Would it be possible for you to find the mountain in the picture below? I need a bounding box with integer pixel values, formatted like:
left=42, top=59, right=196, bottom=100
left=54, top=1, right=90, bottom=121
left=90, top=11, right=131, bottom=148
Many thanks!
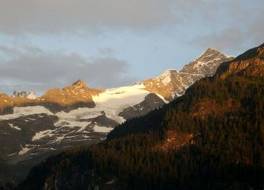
left=180, top=48, right=231, bottom=75
left=39, top=80, right=102, bottom=112
left=17, top=43, right=264, bottom=190
left=143, top=48, right=232, bottom=100
left=0, top=80, right=102, bottom=115
left=0, top=48, right=229, bottom=185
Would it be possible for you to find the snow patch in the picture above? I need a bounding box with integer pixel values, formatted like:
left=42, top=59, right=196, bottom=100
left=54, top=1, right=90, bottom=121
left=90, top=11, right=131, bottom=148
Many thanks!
left=54, top=120, right=91, bottom=129
left=0, top=106, right=53, bottom=121
left=27, top=92, right=37, bottom=100
left=18, top=145, right=31, bottom=155
left=14, top=106, right=53, bottom=116
left=8, top=123, right=21, bottom=131
left=32, top=130, right=54, bottom=141
left=93, top=125, right=113, bottom=133
left=56, top=108, right=102, bottom=120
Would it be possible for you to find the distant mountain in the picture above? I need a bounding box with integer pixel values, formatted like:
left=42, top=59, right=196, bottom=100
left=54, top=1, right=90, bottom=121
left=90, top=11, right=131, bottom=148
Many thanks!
left=0, top=48, right=230, bottom=185
left=181, top=48, right=231, bottom=75
left=12, top=91, right=37, bottom=100
left=17, top=43, right=264, bottom=190
left=40, top=80, right=102, bottom=112
left=143, top=48, right=232, bottom=100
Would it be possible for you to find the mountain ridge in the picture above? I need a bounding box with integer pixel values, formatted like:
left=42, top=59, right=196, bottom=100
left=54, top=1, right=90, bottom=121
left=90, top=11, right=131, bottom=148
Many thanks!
left=216, top=44, right=264, bottom=79
left=0, top=48, right=230, bottom=114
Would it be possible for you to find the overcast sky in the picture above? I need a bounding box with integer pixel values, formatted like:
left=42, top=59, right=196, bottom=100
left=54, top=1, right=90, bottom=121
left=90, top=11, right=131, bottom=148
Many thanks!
left=0, top=0, right=263, bottom=94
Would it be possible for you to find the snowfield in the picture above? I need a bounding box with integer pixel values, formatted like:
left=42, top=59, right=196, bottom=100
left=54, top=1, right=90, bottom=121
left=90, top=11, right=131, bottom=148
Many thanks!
left=0, top=106, right=53, bottom=121
left=0, top=84, right=156, bottom=156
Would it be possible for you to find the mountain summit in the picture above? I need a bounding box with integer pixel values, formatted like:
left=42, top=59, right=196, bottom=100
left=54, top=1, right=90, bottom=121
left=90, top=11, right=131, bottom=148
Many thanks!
left=71, top=80, right=88, bottom=89
left=180, top=48, right=232, bottom=76
left=41, top=80, right=102, bottom=112
left=143, top=48, right=231, bottom=100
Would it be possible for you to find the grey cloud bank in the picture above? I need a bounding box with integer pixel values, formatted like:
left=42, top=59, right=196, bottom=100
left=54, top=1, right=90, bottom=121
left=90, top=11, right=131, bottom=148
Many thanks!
left=0, top=47, right=134, bottom=93
left=0, top=0, right=176, bottom=34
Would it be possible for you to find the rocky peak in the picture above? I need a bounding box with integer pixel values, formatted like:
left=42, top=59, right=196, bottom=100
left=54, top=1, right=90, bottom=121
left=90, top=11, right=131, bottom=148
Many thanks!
left=203, top=48, right=223, bottom=56
left=71, top=80, right=88, bottom=89
left=180, top=48, right=232, bottom=76
left=143, top=48, right=232, bottom=101
left=161, top=69, right=178, bottom=76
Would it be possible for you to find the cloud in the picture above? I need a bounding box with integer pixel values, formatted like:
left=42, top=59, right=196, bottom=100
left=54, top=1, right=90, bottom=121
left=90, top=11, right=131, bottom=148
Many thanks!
left=0, top=46, right=135, bottom=93
left=0, top=0, right=226, bottom=34
left=192, top=1, right=264, bottom=51
left=0, top=0, right=177, bottom=34
left=0, top=0, right=262, bottom=49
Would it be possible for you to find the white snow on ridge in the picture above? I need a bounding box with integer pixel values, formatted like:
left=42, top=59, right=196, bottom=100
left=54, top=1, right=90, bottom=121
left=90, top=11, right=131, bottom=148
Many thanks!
left=8, top=123, right=21, bottom=131
left=0, top=84, right=154, bottom=125
left=0, top=106, right=53, bottom=121
left=93, top=84, right=148, bottom=107
left=92, top=84, right=150, bottom=123
left=32, top=130, right=54, bottom=141
left=54, top=85, right=150, bottom=127
left=93, top=125, right=113, bottom=133
left=18, top=145, right=31, bottom=156
left=155, top=93, right=169, bottom=104
left=27, top=92, right=37, bottom=100
left=56, top=108, right=102, bottom=121
left=54, top=120, right=91, bottom=129
left=14, top=106, right=53, bottom=116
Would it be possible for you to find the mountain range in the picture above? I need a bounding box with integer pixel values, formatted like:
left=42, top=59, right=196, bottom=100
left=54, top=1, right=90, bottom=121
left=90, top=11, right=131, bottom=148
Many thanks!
left=0, top=48, right=231, bottom=185
left=15, top=43, right=264, bottom=190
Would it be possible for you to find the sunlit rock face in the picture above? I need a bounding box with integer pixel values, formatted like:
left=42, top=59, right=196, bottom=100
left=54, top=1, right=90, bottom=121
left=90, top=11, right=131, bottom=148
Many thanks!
left=143, top=48, right=231, bottom=101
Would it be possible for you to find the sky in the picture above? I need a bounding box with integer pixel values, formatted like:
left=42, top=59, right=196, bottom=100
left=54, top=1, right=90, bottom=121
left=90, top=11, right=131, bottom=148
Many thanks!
left=0, top=0, right=263, bottom=94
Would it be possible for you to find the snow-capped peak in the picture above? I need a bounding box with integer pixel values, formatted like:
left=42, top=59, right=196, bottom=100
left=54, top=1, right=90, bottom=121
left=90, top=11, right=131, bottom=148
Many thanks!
left=12, top=91, right=37, bottom=100
left=180, top=48, right=231, bottom=76
left=27, top=91, right=37, bottom=100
